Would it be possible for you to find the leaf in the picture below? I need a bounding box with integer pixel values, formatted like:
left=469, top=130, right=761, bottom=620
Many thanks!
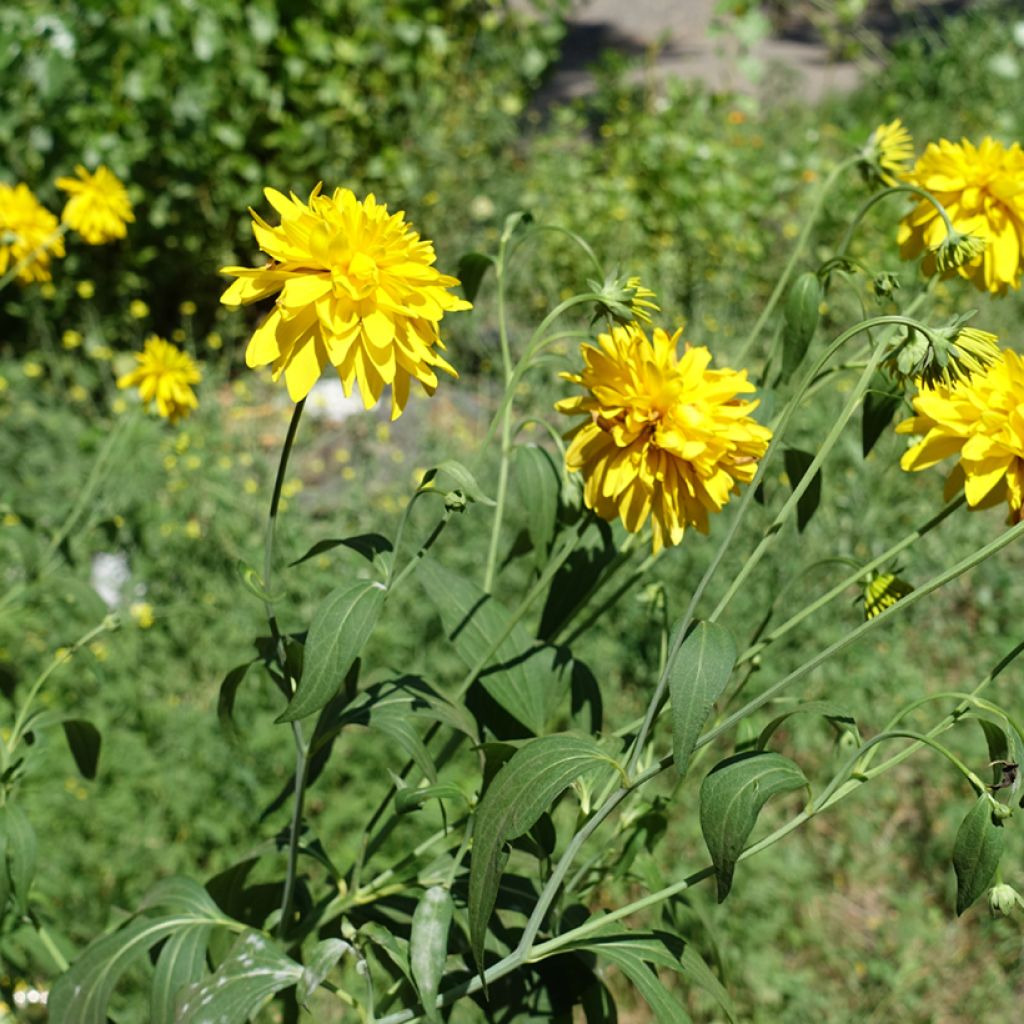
left=278, top=580, right=386, bottom=722
left=3, top=805, right=35, bottom=915
left=152, top=925, right=212, bottom=1024
left=61, top=719, right=101, bottom=779
left=289, top=533, right=392, bottom=568
left=410, top=886, right=454, bottom=1021
left=140, top=877, right=227, bottom=919
left=419, top=562, right=564, bottom=734
left=421, top=459, right=495, bottom=506
left=456, top=251, right=494, bottom=304
left=469, top=735, right=615, bottom=971
left=297, top=938, right=351, bottom=1005
left=669, top=621, right=736, bottom=778
left=699, top=752, right=808, bottom=902
left=756, top=700, right=857, bottom=750
left=953, top=796, right=1004, bottom=916
left=513, top=444, right=560, bottom=565
left=395, top=783, right=469, bottom=815
left=217, top=661, right=256, bottom=736
left=783, top=448, right=822, bottom=532
left=862, top=372, right=904, bottom=457
left=174, top=930, right=302, bottom=1023
left=585, top=935, right=692, bottom=1024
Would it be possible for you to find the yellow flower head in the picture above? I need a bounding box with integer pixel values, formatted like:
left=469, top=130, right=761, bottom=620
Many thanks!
left=220, top=185, right=472, bottom=418
left=55, top=165, right=135, bottom=245
left=556, top=323, right=772, bottom=552
left=0, top=183, right=65, bottom=283
left=898, top=137, right=1024, bottom=294
left=863, top=571, right=913, bottom=620
left=117, top=335, right=201, bottom=424
left=897, top=346, right=1024, bottom=521
left=864, top=119, right=914, bottom=186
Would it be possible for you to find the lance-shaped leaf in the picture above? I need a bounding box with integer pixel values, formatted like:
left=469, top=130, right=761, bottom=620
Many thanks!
left=699, top=752, right=808, bottom=902
left=410, top=886, right=454, bottom=1021
left=3, top=805, right=35, bottom=915
left=278, top=579, right=386, bottom=722
left=297, top=938, right=351, bottom=1006
left=862, top=371, right=904, bottom=457
left=953, top=795, right=1004, bottom=916
left=669, top=621, right=736, bottom=777
left=756, top=700, right=857, bottom=750
left=783, top=448, right=822, bottom=533
left=289, top=532, right=393, bottom=568
left=175, top=930, right=303, bottom=1023
left=421, top=459, right=495, bottom=505
left=469, top=735, right=616, bottom=971
left=457, top=252, right=494, bottom=304
left=514, top=444, right=560, bottom=564
left=151, top=925, right=212, bottom=1024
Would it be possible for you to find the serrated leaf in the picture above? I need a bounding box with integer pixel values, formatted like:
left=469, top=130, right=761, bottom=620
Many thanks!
left=456, top=251, right=493, bottom=304
left=289, top=533, right=392, bottom=568
left=783, top=448, right=822, bottom=532
left=953, top=796, right=1004, bottom=916
left=278, top=580, right=386, bottom=722
left=469, top=735, right=615, bottom=971
left=756, top=700, right=857, bottom=750
left=174, top=930, right=302, bottom=1023
left=297, top=938, right=350, bottom=1005
left=699, top=752, right=807, bottom=902
left=513, top=444, right=560, bottom=565
left=152, top=925, right=212, bottom=1024
left=61, top=719, right=101, bottom=779
left=669, top=621, right=736, bottom=778
left=862, top=372, right=903, bottom=457
left=421, top=459, right=495, bottom=506
left=419, top=562, right=565, bottom=734
left=410, top=886, right=453, bottom=1021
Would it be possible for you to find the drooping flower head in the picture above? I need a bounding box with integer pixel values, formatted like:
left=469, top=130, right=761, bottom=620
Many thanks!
left=0, top=183, right=65, bottom=284
left=862, top=119, right=914, bottom=186
left=897, top=346, right=1024, bottom=521
left=898, top=137, right=1024, bottom=294
left=884, top=321, right=1001, bottom=390
left=556, top=323, right=772, bottom=552
left=220, top=185, right=472, bottom=418
left=55, top=165, right=135, bottom=245
left=589, top=272, right=661, bottom=326
left=117, top=335, right=201, bottom=424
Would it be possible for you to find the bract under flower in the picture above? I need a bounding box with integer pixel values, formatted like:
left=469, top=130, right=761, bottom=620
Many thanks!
left=556, top=323, right=771, bottom=552
left=898, top=137, right=1024, bottom=294
left=220, top=185, right=471, bottom=418
left=897, top=346, right=1024, bottom=520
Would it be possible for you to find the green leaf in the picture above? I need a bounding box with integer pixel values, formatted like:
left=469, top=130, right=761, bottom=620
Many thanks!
left=61, top=719, right=101, bottom=779
left=410, top=886, right=454, bottom=1021
left=585, top=935, right=692, bottom=1024
left=469, top=735, right=615, bottom=971
left=783, top=448, right=822, bottom=533
left=456, top=251, right=494, bottom=304
left=278, top=580, right=386, bottom=722
left=421, top=459, right=495, bottom=506
left=953, top=796, right=1004, bottom=916
left=3, top=805, right=35, bottom=915
left=151, top=925, right=212, bottom=1024
left=669, top=621, right=736, bottom=778
left=756, top=700, right=857, bottom=750
left=289, top=533, right=393, bottom=568
left=513, top=444, right=560, bottom=564
left=297, top=938, right=350, bottom=1006
left=395, top=783, right=469, bottom=815
left=175, top=930, right=302, bottom=1022
left=419, top=562, right=565, bottom=734
left=139, top=877, right=227, bottom=919
left=862, top=372, right=904, bottom=457
left=217, top=661, right=256, bottom=736
left=699, top=752, right=807, bottom=902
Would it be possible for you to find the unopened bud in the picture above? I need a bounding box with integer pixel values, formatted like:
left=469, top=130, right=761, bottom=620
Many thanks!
left=988, top=883, right=1022, bottom=917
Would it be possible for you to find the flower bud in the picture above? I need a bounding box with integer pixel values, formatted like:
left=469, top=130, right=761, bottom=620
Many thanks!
left=588, top=272, right=660, bottom=326
left=989, top=883, right=1021, bottom=917
left=931, top=230, right=986, bottom=273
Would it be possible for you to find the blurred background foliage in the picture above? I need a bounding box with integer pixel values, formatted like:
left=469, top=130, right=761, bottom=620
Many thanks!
left=3, top=1, right=1024, bottom=1020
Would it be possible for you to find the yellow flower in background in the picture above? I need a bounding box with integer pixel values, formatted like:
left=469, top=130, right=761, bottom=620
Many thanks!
left=898, top=137, right=1024, bottom=294
left=864, top=119, right=914, bottom=186
left=897, top=347, right=1024, bottom=521
left=55, top=165, right=135, bottom=245
left=62, top=329, right=83, bottom=350
left=77, top=279, right=95, bottom=299
left=556, top=323, right=772, bottom=552
left=220, top=185, right=471, bottom=417
left=0, top=183, right=65, bottom=283
left=117, top=335, right=201, bottom=424
left=129, top=299, right=149, bottom=319
left=179, top=300, right=197, bottom=316
left=129, top=602, right=155, bottom=629
left=863, top=571, right=914, bottom=620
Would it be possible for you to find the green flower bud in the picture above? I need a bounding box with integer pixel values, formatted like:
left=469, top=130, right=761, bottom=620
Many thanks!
left=988, top=883, right=1022, bottom=917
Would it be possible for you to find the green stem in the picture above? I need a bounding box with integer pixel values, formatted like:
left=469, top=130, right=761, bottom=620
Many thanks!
left=836, top=183, right=959, bottom=259
left=734, top=156, right=858, bottom=365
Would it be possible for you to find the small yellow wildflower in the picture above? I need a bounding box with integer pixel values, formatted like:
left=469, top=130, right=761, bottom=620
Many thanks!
left=0, top=374, right=8, bottom=393
left=40, top=282, right=56, bottom=299
left=77, top=280, right=95, bottom=299
left=243, top=477, right=259, bottom=495
left=0, top=183, right=64, bottom=283
left=179, top=300, right=197, bottom=316
left=557, top=323, right=772, bottom=552
left=90, top=345, right=114, bottom=361
left=62, top=329, right=83, bottom=349
left=69, top=384, right=88, bottom=402
left=56, top=165, right=134, bottom=245
left=117, top=335, right=201, bottom=423
left=172, top=328, right=186, bottom=343
left=23, top=361, right=43, bottom=379
left=185, top=519, right=202, bottom=539
left=220, top=185, right=471, bottom=416
left=130, top=602, right=155, bottom=629
left=129, top=299, right=149, bottom=319
left=863, top=119, right=914, bottom=186
left=207, top=332, right=223, bottom=350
